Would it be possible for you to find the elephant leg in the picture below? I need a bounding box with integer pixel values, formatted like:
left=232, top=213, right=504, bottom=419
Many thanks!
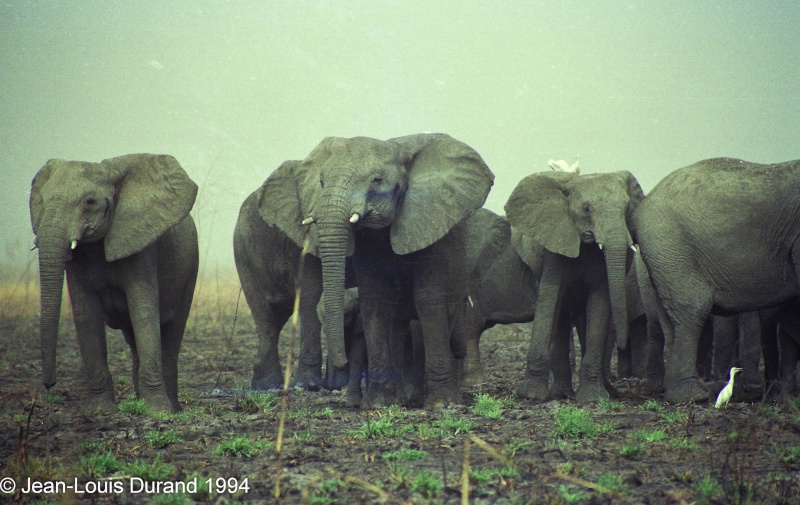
left=67, top=272, right=115, bottom=411
left=121, top=326, right=139, bottom=397
left=549, top=308, right=575, bottom=399
left=644, top=293, right=669, bottom=394
left=416, top=297, right=459, bottom=410
left=519, top=257, right=566, bottom=402
left=292, top=268, right=324, bottom=391
left=576, top=286, right=611, bottom=404
left=404, top=320, right=426, bottom=408
left=250, top=300, right=292, bottom=390
left=603, top=323, right=618, bottom=397
left=760, top=313, right=781, bottom=399
left=779, top=328, right=799, bottom=400
left=711, top=316, right=737, bottom=381
left=663, top=296, right=712, bottom=404
left=737, top=312, right=762, bottom=388
left=628, top=316, right=648, bottom=378
left=345, top=332, right=367, bottom=408
left=160, top=321, right=185, bottom=412
left=617, top=327, right=633, bottom=379
left=459, top=305, right=485, bottom=388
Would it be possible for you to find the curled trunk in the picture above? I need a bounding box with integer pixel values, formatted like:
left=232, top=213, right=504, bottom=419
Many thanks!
left=37, top=231, right=68, bottom=388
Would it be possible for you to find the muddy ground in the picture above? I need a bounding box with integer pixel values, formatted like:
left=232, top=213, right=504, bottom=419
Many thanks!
left=1, top=311, right=800, bottom=504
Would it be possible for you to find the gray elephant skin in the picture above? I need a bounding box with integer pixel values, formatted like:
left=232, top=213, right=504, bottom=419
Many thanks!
left=505, top=171, right=644, bottom=403
left=233, top=172, right=356, bottom=391
left=254, top=133, right=494, bottom=409
left=635, top=157, right=800, bottom=403
left=30, top=154, right=199, bottom=413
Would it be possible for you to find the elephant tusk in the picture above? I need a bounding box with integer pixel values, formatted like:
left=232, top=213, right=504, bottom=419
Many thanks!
left=71, top=240, right=78, bottom=250
left=598, top=243, right=604, bottom=251
left=301, top=216, right=315, bottom=226
left=349, top=213, right=360, bottom=224
left=468, top=295, right=474, bottom=307
left=630, top=245, right=637, bottom=253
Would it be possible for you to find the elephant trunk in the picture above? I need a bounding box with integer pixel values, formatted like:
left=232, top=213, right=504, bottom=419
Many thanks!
left=36, top=227, right=69, bottom=389
left=317, top=195, right=353, bottom=369
left=601, top=230, right=630, bottom=352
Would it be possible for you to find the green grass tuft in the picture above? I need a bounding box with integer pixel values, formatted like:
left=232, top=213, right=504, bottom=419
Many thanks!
left=553, top=407, right=601, bottom=440
left=145, top=429, right=183, bottom=449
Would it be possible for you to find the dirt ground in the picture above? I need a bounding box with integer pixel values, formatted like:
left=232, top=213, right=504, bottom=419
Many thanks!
left=2, top=310, right=800, bottom=504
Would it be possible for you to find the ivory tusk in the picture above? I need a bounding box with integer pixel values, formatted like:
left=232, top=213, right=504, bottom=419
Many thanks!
left=301, top=216, right=315, bottom=226
left=71, top=240, right=78, bottom=250
left=468, top=295, right=474, bottom=307
left=630, top=245, right=637, bottom=253
left=598, top=243, right=604, bottom=250
left=349, top=213, right=360, bottom=224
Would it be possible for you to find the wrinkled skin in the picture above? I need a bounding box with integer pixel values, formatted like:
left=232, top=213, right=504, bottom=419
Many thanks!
left=759, top=301, right=800, bottom=400
left=30, top=154, right=198, bottom=413
left=233, top=180, right=356, bottom=391
left=506, top=171, right=643, bottom=404
left=256, top=134, right=494, bottom=409
left=614, top=251, right=648, bottom=380
left=635, top=158, right=800, bottom=403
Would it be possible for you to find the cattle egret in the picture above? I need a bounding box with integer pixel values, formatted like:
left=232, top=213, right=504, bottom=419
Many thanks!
left=714, top=367, right=742, bottom=409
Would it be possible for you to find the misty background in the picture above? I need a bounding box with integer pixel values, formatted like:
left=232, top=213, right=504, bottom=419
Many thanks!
left=2, top=1, right=799, bottom=281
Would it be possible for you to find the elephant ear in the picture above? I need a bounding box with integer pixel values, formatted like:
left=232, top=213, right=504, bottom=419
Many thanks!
left=505, top=172, right=581, bottom=258
left=257, top=160, right=310, bottom=249
left=388, top=133, right=494, bottom=255
left=102, top=154, right=198, bottom=262
left=616, top=170, right=645, bottom=240
left=510, top=227, right=545, bottom=277
left=30, top=158, right=62, bottom=237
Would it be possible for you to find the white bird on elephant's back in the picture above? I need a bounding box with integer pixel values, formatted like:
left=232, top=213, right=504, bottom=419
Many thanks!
left=715, top=367, right=742, bottom=409
left=548, top=155, right=580, bottom=174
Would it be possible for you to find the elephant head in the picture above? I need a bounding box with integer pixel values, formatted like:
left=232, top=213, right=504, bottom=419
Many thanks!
left=505, top=170, right=643, bottom=350
left=256, top=133, right=494, bottom=368
left=30, top=154, right=198, bottom=389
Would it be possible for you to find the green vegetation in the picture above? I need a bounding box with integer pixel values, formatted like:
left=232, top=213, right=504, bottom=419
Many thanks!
left=559, top=484, right=587, bottom=503
left=118, top=397, right=147, bottom=416
left=310, top=478, right=347, bottom=505
left=152, top=492, right=192, bottom=505
left=553, top=407, right=602, bottom=440
left=472, top=393, right=505, bottom=418
left=80, top=450, right=123, bottom=477
left=632, top=428, right=668, bottom=443
left=44, top=391, right=64, bottom=404
left=351, top=415, right=414, bottom=440
left=145, top=429, right=183, bottom=449
left=125, top=454, right=175, bottom=481
left=660, top=410, right=687, bottom=424
left=292, top=430, right=316, bottom=442
left=411, top=471, right=442, bottom=498
left=619, top=443, right=644, bottom=459
left=694, top=474, right=721, bottom=504
left=597, top=472, right=624, bottom=493
left=233, top=389, right=279, bottom=414
left=597, top=397, right=624, bottom=411
left=639, top=399, right=663, bottom=411
left=670, top=438, right=699, bottom=451
left=213, top=436, right=273, bottom=457
left=382, top=449, right=428, bottom=461
left=772, top=442, right=800, bottom=467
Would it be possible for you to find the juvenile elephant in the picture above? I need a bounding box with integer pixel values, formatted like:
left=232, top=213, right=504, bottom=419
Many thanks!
left=505, top=171, right=644, bottom=403
left=30, top=154, right=198, bottom=412
left=635, top=158, right=800, bottom=403
left=233, top=172, right=356, bottom=391
left=256, top=134, right=494, bottom=409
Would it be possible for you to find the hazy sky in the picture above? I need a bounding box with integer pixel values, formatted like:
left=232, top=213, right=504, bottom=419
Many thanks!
left=2, top=1, right=799, bottom=276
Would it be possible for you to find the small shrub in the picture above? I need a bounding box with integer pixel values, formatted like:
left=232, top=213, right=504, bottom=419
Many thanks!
left=553, top=407, right=600, bottom=440
left=145, top=429, right=182, bottom=449
left=619, top=443, right=644, bottom=459
left=432, top=413, right=473, bottom=435
left=597, top=472, right=623, bottom=493
left=351, top=416, right=413, bottom=440
left=472, top=393, right=504, bottom=418
left=80, top=451, right=123, bottom=477
left=559, top=484, right=587, bottom=503
left=633, top=429, right=668, bottom=443
left=597, top=397, right=624, bottom=411
left=233, top=389, right=279, bottom=414
left=639, top=400, right=663, bottom=411
left=125, top=454, right=175, bottom=481
left=694, top=474, right=721, bottom=505
left=45, top=391, right=64, bottom=404
left=382, top=449, right=428, bottom=461
left=411, top=471, right=442, bottom=498
left=213, top=436, right=272, bottom=457
left=118, top=397, right=147, bottom=416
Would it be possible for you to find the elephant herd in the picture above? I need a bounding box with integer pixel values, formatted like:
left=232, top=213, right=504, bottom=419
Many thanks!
left=29, top=134, right=800, bottom=413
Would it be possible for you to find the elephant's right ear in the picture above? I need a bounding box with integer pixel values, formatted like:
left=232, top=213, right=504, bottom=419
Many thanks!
left=505, top=172, right=581, bottom=258
left=257, top=160, right=312, bottom=250
left=30, top=159, right=61, bottom=236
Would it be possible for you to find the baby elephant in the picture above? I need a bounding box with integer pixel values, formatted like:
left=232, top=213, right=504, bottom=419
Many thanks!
left=318, top=288, right=367, bottom=407
left=30, top=154, right=199, bottom=413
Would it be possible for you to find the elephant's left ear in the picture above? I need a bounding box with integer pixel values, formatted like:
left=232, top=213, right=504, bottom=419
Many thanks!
left=102, top=154, right=198, bottom=262
left=615, top=171, right=644, bottom=237
left=30, top=159, right=62, bottom=236
left=388, top=133, right=494, bottom=255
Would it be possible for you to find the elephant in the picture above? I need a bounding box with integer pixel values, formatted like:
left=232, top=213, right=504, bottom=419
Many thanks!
left=634, top=157, right=800, bottom=403
left=457, top=208, right=539, bottom=386
left=255, top=133, right=494, bottom=409
left=233, top=172, right=356, bottom=391
left=30, top=154, right=198, bottom=413
left=505, top=170, right=644, bottom=403
left=758, top=300, right=800, bottom=400
left=614, top=251, right=648, bottom=380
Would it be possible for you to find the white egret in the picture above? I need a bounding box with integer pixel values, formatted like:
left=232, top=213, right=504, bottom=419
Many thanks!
left=714, top=367, right=742, bottom=409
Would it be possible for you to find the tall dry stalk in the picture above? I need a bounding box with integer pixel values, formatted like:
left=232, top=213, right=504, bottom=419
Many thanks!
left=274, top=237, right=310, bottom=502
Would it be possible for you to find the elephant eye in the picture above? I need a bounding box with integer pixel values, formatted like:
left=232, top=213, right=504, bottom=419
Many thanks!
left=582, top=203, right=591, bottom=214
left=371, top=175, right=383, bottom=186
left=85, top=197, right=97, bottom=206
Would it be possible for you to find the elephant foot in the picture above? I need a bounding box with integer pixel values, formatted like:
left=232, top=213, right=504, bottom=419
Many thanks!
left=362, top=387, right=401, bottom=410
left=548, top=382, right=575, bottom=400
left=345, top=388, right=362, bottom=409
left=424, top=386, right=459, bottom=411
left=604, top=380, right=620, bottom=398
left=644, top=378, right=665, bottom=395
left=516, top=378, right=548, bottom=402
left=461, top=369, right=487, bottom=389
left=324, top=367, right=350, bottom=391
left=575, top=383, right=609, bottom=404
left=142, top=393, right=178, bottom=413
left=291, top=366, right=322, bottom=391
left=83, top=392, right=116, bottom=414
left=251, top=371, right=284, bottom=391
left=664, top=380, right=710, bottom=404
